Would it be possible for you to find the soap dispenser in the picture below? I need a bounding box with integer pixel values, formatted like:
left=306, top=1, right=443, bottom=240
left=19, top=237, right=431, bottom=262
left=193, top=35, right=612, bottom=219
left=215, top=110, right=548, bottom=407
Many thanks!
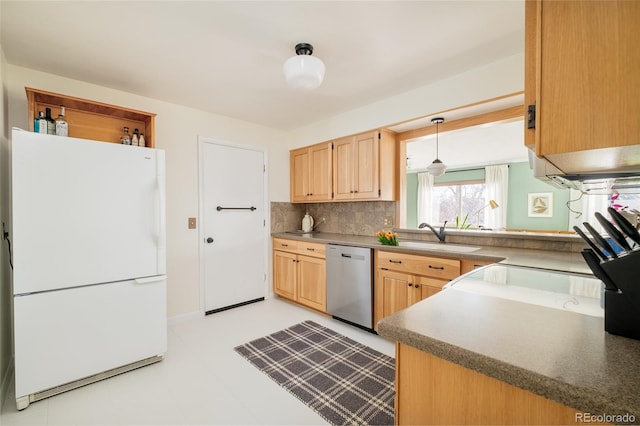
left=302, top=212, right=314, bottom=232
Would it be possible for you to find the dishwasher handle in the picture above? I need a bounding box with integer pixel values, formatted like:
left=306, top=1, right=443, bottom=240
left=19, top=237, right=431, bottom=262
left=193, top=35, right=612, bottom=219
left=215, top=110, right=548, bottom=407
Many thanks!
left=341, top=253, right=352, bottom=258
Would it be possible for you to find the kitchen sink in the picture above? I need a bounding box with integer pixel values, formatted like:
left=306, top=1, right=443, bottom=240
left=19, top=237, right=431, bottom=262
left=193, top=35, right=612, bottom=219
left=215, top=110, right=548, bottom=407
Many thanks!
left=398, top=241, right=481, bottom=253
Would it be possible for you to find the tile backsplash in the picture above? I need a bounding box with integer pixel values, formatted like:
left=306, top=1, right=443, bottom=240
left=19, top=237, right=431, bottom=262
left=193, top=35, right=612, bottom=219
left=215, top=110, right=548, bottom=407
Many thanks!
left=271, top=201, right=397, bottom=236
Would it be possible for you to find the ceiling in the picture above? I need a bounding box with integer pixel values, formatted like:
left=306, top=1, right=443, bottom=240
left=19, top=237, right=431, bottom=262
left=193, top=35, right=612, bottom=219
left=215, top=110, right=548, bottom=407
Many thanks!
left=1, top=1, right=525, bottom=131
left=406, top=119, right=529, bottom=172
left=396, top=93, right=529, bottom=170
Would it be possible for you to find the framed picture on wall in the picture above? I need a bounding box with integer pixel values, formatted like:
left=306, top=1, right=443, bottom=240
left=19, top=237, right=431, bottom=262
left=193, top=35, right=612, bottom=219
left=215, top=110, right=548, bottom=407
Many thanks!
left=528, top=192, right=553, bottom=217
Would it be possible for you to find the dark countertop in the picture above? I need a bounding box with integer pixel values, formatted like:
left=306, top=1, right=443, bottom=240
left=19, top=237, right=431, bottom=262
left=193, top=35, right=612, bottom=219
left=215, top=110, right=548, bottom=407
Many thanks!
left=377, top=288, right=640, bottom=418
left=271, top=231, right=591, bottom=275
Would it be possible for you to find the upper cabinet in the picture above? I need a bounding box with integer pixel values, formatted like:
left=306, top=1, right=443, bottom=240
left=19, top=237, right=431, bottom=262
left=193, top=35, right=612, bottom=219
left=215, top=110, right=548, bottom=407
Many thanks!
left=524, top=0, right=640, bottom=174
left=26, top=88, right=156, bottom=147
left=291, top=130, right=397, bottom=203
left=290, top=142, right=333, bottom=202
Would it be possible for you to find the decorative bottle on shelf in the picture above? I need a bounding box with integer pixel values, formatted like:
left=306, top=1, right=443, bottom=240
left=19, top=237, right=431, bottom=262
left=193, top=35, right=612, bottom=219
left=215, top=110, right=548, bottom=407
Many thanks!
left=138, top=133, right=145, bottom=148
left=55, top=106, right=68, bottom=137
left=120, top=127, right=131, bottom=145
left=44, top=108, right=56, bottom=135
left=131, top=128, right=139, bottom=146
left=35, top=111, right=47, bottom=134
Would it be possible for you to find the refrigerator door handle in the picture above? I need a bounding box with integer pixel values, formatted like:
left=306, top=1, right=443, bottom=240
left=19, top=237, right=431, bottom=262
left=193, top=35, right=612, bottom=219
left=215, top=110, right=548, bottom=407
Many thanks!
left=156, top=152, right=167, bottom=275
left=135, top=275, right=167, bottom=285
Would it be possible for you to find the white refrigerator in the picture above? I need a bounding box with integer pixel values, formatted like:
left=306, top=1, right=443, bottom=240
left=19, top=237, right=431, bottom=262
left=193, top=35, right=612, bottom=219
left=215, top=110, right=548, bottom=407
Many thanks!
left=11, top=128, right=167, bottom=410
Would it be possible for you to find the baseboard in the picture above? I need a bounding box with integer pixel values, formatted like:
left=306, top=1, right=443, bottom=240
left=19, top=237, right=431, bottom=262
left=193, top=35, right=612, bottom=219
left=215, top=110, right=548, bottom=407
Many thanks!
left=1, top=357, right=14, bottom=412
left=167, top=310, right=202, bottom=325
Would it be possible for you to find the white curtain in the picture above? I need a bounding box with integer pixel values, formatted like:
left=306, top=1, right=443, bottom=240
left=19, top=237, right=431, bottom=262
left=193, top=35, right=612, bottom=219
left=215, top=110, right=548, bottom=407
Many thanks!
left=417, top=172, right=435, bottom=226
left=484, top=165, right=509, bottom=230
left=568, top=189, right=609, bottom=233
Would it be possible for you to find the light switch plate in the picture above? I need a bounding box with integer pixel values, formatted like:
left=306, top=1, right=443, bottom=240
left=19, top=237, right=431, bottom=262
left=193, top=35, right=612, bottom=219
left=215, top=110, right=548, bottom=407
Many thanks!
left=188, top=217, right=197, bottom=229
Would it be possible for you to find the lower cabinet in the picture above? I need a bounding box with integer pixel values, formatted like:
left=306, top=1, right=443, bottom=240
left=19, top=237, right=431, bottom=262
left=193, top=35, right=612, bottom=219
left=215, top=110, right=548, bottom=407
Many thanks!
left=374, top=250, right=460, bottom=329
left=395, top=344, right=581, bottom=425
left=273, top=239, right=326, bottom=312
left=376, top=270, right=448, bottom=320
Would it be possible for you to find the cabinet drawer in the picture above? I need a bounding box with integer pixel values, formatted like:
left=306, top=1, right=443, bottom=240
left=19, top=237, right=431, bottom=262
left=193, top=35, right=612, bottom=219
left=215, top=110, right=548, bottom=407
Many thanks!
left=297, top=241, right=326, bottom=258
left=415, top=275, right=449, bottom=289
left=273, top=238, right=298, bottom=252
left=377, top=251, right=460, bottom=280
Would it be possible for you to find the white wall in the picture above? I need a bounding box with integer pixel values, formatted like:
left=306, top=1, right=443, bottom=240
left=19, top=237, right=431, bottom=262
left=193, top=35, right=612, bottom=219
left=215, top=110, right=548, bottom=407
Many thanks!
left=6, top=66, right=292, bottom=319
left=290, top=53, right=524, bottom=146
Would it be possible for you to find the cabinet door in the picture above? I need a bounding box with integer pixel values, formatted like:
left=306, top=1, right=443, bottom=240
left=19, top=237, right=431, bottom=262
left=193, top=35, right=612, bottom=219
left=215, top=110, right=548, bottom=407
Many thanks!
left=332, top=136, right=355, bottom=200
left=377, top=269, right=411, bottom=320
left=290, top=148, right=309, bottom=202
left=529, top=0, right=640, bottom=158
left=273, top=250, right=297, bottom=300
left=308, top=142, right=333, bottom=201
left=408, top=276, right=447, bottom=305
left=353, top=131, right=379, bottom=199
left=297, top=255, right=326, bottom=312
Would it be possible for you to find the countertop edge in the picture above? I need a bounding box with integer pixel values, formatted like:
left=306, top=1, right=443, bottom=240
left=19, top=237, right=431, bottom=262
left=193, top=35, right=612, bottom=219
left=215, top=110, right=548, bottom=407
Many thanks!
left=271, top=232, right=592, bottom=275
left=377, top=320, right=636, bottom=417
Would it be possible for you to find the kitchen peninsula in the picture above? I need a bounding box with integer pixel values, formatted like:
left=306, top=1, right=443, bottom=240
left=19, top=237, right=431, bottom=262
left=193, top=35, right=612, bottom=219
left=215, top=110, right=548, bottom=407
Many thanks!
left=272, top=231, right=640, bottom=425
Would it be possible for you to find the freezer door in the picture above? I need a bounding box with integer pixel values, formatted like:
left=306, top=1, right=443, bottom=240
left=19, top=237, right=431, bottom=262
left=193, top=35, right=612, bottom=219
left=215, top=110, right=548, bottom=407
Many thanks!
left=11, top=130, right=166, bottom=294
left=14, top=276, right=167, bottom=399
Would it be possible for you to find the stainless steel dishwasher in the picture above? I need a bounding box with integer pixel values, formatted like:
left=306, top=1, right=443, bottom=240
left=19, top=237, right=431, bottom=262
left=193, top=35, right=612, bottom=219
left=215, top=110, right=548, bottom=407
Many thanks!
left=326, top=244, right=373, bottom=330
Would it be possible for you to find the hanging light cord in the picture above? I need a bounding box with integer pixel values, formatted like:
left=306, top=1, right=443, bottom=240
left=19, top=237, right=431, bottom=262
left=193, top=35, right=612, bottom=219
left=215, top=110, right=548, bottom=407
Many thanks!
left=566, top=191, right=583, bottom=219
left=435, top=121, right=439, bottom=158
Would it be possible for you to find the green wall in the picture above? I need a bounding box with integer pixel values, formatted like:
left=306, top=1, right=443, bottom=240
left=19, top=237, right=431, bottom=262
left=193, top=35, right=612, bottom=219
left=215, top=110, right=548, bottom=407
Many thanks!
left=406, top=162, right=571, bottom=231
left=506, top=162, right=570, bottom=231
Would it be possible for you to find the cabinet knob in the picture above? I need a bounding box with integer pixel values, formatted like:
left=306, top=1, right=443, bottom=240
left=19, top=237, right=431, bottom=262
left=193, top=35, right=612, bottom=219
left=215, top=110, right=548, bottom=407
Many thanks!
left=205, top=237, right=214, bottom=244
left=408, top=283, right=412, bottom=287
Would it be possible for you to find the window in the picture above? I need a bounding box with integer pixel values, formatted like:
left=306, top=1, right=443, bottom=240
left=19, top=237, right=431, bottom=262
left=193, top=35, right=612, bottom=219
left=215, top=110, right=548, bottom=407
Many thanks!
left=430, top=180, right=487, bottom=227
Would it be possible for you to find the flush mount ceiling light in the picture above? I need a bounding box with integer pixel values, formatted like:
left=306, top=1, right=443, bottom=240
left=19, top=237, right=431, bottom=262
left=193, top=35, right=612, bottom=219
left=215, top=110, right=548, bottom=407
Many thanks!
left=426, top=117, right=447, bottom=176
left=283, top=43, right=325, bottom=90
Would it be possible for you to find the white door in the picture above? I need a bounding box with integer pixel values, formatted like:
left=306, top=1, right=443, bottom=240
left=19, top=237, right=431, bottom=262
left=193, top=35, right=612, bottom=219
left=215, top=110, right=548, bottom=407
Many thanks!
left=199, top=139, right=266, bottom=314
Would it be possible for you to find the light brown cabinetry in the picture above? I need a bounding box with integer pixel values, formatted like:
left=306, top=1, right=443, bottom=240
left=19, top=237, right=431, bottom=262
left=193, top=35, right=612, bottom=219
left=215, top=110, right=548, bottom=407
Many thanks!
left=290, top=142, right=333, bottom=203
left=290, top=129, right=397, bottom=203
left=333, top=130, right=396, bottom=201
left=395, top=343, right=587, bottom=425
left=272, top=238, right=326, bottom=312
left=26, top=87, right=156, bottom=147
left=374, top=250, right=459, bottom=327
left=524, top=0, right=640, bottom=173
left=460, top=258, right=496, bottom=275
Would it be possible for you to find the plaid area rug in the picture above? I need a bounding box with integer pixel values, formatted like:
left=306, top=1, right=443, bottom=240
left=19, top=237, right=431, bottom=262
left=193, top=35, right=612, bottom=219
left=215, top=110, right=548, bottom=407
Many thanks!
left=234, top=320, right=395, bottom=425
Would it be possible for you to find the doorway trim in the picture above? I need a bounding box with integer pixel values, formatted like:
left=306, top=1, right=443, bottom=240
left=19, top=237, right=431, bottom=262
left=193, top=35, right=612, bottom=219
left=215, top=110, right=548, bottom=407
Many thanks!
left=197, top=136, right=269, bottom=316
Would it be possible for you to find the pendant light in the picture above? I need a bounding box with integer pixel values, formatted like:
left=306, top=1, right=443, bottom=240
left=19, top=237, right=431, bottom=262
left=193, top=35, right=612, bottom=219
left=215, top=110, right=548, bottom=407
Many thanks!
left=426, top=117, right=447, bottom=176
left=283, top=43, right=325, bottom=90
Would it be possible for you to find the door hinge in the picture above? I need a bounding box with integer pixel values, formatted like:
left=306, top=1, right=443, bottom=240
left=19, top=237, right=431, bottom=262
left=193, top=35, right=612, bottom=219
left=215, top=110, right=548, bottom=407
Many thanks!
left=331, top=143, right=334, bottom=150
left=378, top=131, right=381, bottom=139
left=263, top=219, right=266, bottom=227
left=378, top=189, right=381, bottom=196
left=527, top=104, right=536, bottom=129
left=263, top=164, right=266, bottom=172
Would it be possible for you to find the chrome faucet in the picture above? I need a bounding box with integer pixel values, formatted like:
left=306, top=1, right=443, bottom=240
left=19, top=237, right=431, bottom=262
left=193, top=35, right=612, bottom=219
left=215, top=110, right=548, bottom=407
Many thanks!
left=418, top=221, right=447, bottom=242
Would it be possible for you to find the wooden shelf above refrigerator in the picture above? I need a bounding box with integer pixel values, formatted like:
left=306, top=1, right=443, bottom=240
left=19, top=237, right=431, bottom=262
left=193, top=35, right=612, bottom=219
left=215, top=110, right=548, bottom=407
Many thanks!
left=25, top=87, right=156, bottom=148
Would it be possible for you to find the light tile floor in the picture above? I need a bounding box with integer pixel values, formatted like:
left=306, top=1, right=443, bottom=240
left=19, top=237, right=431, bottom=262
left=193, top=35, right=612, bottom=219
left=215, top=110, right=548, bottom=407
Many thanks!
left=1, top=298, right=395, bottom=425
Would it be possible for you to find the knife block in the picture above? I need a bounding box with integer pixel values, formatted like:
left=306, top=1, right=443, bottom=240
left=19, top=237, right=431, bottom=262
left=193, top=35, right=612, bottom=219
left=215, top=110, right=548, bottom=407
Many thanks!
left=601, top=250, right=640, bottom=340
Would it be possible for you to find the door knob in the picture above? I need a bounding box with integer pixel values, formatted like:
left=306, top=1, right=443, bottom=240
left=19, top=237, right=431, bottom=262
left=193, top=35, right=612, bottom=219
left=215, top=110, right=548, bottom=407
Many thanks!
left=206, top=237, right=214, bottom=244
